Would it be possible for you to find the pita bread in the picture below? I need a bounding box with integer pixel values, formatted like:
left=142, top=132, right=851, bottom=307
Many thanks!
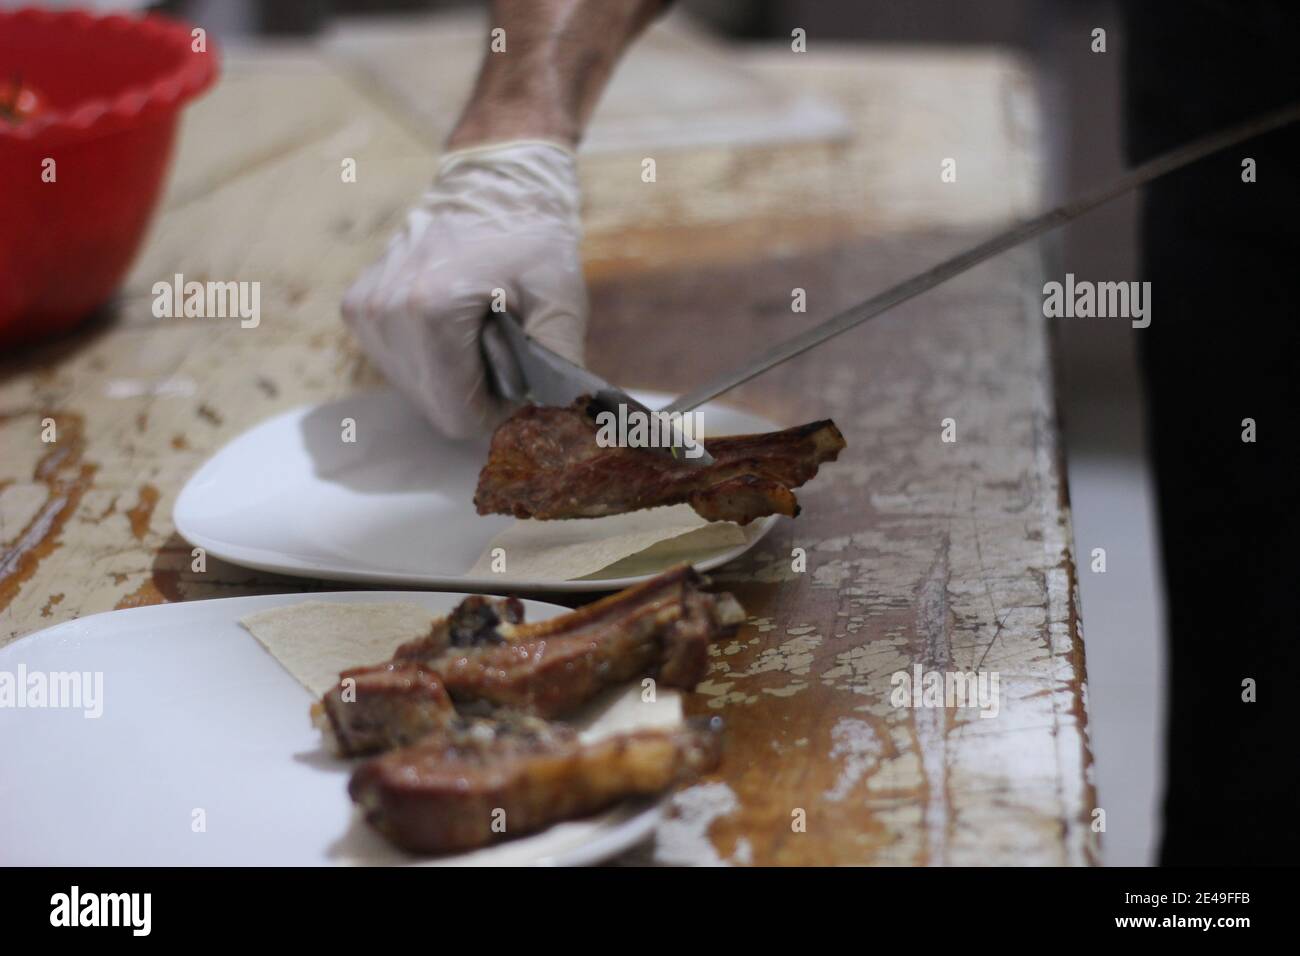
left=240, top=601, right=435, bottom=696
left=467, top=504, right=746, bottom=582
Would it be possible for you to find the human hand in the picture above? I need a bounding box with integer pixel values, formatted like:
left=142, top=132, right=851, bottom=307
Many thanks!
left=342, top=140, right=587, bottom=439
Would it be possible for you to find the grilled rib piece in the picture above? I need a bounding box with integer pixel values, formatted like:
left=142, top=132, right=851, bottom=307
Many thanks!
left=350, top=715, right=723, bottom=854
left=313, top=662, right=455, bottom=758
left=311, top=597, right=525, bottom=757
left=474, top=397, right=846, bottom=524
left=393, top=565, right=744, bottom=718
left=310, top=567, right=743, bottom=756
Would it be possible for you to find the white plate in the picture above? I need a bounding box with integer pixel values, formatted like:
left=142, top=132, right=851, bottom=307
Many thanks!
left=0, top=592, right=662, bottom=866
left=174, top=389, right=778, bottom=592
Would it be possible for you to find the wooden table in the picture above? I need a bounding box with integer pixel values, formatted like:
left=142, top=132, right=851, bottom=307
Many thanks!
left=0, top=15, right=1096, bottom=865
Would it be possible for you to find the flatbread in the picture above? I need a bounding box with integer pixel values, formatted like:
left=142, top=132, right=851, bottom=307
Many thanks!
left=572, top=683, right=683, bottom=742
left=240, top=601, right=435, bottom=696
left=466, top=504, right=747, bottom=582
left=579, top=519, right=766, bottom=580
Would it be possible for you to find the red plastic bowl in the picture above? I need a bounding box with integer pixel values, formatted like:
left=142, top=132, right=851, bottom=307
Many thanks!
left=0, top=7, right=219, bottom=348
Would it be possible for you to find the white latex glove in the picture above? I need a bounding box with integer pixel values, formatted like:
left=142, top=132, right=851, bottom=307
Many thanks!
left=342, top=141, right=587, bottom=439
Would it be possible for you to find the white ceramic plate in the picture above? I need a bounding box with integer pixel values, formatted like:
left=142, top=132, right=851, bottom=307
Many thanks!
left=174, top=389, right=778, bottom=592
left=0, top=592, right=662, bottom=866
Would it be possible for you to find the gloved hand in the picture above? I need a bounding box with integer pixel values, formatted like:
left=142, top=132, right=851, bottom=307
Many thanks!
left=342, top=141, right=587, bottom=440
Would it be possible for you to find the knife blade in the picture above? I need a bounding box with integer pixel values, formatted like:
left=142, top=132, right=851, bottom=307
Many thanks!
left=659, top=101, right=1300, bottom=416
left=482, top=310, right=715, bottom=466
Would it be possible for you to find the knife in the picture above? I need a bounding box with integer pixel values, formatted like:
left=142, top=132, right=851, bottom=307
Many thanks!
left=481, top=103, right=1296, bottom=447
left=482, top=310, right=716, bottom=466
left=658, top=101, right=1300, bottom=415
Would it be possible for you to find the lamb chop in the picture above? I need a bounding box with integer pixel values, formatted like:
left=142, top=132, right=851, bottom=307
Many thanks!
left=312, top=567, right=744, bottom=756
left=391, top=565, right=744, bottom=718
left=313, top=662, right=455, bottom=757
left=312, top=569, right=739, bottom=853
left=349, top=714, right=723, bottom=854
left=474, top=397, right=846, bottom=525
left=311, top=596, right=527, bottom=757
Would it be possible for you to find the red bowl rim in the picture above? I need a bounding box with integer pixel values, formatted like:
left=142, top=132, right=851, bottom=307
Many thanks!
left=0, top=6, right=220, bottom=144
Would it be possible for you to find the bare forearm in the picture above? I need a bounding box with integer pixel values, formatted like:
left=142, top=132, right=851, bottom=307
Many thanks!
left=447, top=0, right=665, bottom=149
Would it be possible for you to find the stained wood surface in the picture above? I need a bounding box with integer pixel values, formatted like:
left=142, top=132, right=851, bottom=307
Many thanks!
left=0, top=16, right=1095, bottom=865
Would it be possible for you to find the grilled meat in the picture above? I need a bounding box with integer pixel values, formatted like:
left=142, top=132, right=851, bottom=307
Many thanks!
left=312, top=570, right=741, bottom=854
left=313, top=662, right=455, bottom=757
left=311, top=598, right=523, bottom=756
left=349, top=715, right=723, bottom=854
left=474, top=397, right=846, bottom=524
left=387, top=594, right=525, bottom=662
left=394, top=565, right=744, bottom=718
